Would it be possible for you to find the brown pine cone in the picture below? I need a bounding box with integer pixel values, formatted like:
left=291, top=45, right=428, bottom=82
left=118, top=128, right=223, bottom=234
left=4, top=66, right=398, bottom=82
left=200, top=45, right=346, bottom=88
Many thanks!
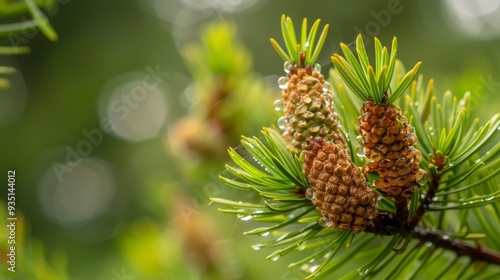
left=303, top=137, right=379, bottom=233
left=358, top=100, right=427, bottom=200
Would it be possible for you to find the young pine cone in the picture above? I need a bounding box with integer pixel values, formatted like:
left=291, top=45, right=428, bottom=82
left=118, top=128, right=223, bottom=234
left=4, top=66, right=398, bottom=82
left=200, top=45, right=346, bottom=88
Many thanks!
left=358, top=100, right=427, bottom=200
left=278, top=64, right=344, bottom=153
left=303, top=137, right=379, bottom=233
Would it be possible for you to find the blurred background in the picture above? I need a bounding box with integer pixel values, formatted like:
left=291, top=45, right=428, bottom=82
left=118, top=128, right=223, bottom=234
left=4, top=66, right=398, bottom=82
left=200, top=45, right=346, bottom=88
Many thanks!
left=0, top=0, right=499, bottom=279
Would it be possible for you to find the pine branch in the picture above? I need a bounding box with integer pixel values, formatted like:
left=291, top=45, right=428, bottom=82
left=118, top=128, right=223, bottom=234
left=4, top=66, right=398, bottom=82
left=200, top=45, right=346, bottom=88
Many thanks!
left=413, top=227, right=500, bottom=265
left=213, top=15, right=500, bottom=279
left=410, top=172, right=440, bottom=227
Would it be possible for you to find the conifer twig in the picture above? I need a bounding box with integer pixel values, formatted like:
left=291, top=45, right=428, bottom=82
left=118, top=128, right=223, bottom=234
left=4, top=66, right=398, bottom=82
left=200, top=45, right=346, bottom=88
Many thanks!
left=413, top=227, right=500, bottom=265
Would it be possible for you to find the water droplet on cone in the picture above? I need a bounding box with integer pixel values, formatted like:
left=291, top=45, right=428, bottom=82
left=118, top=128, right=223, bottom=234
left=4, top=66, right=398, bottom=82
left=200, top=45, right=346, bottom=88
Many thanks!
left=416, top=169, right=428, bottom=185
left=319, top=217, right=332, bottom=227
left=356, top=145, right=366, bottom=158
left=273, top=99, right=283, bottom=111
left=313, top=63, right=322, bottom=73
left=278, top=76, right=288, bottom=89
left=305, top=188, right=315, bottom=200
left=284, top=61, right=293, bottom=73
left=277, top=116, right=287, bottom=130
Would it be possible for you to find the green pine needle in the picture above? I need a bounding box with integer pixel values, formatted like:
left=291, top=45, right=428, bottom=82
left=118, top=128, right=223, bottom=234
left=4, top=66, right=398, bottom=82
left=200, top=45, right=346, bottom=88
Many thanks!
left=332, top=34, right=420, bottom=104
left=271, top=14, right=329, bottom=67
left=24, top=0, right=58, bottom=41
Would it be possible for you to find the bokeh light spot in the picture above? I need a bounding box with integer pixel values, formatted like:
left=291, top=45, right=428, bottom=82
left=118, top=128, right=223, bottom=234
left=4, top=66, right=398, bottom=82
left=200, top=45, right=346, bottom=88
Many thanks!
left=99, top=71, right=169, bottom=142
left=443, top=0, right=500, bottom=39
left=38, top=157, right=116, bottom=228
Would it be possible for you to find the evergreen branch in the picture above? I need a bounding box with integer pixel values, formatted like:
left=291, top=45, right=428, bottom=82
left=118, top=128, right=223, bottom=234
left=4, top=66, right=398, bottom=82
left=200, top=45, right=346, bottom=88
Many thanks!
left=413, top=227, right=500, bottom=265
left=215, top=16, right=500, bottom=279
left=410, top=172, right=440, bottom=227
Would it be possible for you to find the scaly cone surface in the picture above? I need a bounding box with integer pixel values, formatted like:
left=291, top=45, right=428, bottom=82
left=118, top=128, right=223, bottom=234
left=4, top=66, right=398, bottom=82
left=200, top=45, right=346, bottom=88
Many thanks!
left=332, top=35, right=426, bottom=217
left=359, top=98, right=426, bottom=200
left=271, top=15, right=344, bottom=153
left=303, top=137, right=379, bottom=233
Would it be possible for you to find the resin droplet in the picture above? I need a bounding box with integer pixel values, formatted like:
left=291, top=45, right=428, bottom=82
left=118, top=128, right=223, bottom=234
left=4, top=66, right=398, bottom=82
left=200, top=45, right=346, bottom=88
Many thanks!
left=313, top=63, right=322, bottom=73
left=278, top=76, right=288, bottom=89
left=284, top=61, right=293, bottom=73
left=273, top=99, right=283, bottom=111
left=356, top=145, right=366, bottom=158
left=305, top=188, right=315, bottom=200
left=277, top=116, right=287, bottom=130
left=319, top=217, right=332, bottom=227
left=416, top=169, right=428, bottom=186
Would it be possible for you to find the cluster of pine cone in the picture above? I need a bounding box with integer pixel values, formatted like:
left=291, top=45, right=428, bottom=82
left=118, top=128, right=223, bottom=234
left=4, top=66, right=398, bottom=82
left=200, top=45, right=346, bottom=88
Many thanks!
left=277, top=62, right=379, bottom=233
left=277, top=63, right=425, bottom=233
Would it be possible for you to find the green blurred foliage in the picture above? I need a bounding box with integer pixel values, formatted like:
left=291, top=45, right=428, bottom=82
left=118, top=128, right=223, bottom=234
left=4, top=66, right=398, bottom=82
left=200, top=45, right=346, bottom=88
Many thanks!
left=0, top=0, right=499, bottom=279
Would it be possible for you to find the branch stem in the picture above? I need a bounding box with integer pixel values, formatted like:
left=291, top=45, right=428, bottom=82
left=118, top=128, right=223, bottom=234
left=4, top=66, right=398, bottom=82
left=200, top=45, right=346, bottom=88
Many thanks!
left=409, top=173, right=440, bottom=227
left=413, top=227, right=500, bottom=265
